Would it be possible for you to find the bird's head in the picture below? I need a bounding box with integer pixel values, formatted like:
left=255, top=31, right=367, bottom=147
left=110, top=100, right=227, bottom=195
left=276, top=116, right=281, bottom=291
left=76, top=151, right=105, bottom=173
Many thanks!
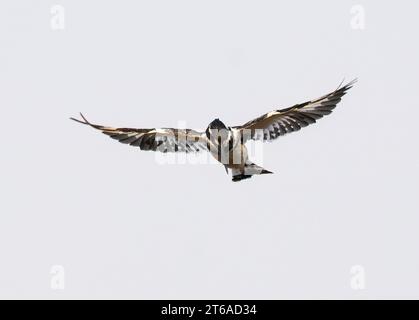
left=206, top=118, right=228, bottom=139
left=209, top=118, right=227, bottom=130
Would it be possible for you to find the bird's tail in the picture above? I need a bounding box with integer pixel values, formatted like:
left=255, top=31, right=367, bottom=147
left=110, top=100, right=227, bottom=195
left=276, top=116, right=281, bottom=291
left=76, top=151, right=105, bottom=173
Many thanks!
left=232, top=162, right=273, bottom=182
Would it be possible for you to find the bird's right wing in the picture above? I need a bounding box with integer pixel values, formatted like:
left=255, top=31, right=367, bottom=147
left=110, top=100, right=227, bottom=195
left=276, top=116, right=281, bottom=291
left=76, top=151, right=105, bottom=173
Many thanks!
left=70, top=113, right=208, bottom=153
left=233, top=80, right=356, bottom=142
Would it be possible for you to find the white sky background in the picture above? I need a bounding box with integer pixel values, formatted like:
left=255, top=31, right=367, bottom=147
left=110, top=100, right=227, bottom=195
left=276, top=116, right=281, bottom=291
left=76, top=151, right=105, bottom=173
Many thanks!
left=0, top=0, right=418, bottom=299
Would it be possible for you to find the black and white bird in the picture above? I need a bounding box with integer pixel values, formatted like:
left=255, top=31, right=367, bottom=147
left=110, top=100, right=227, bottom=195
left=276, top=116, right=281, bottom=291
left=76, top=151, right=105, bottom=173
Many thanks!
left=71, top=80, right=356, bottom=182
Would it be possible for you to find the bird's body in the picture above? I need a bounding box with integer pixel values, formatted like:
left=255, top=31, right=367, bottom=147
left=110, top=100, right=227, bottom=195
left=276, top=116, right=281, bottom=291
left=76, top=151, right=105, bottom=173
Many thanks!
left=71, top=80, right=356, bottom=182
left=204, top=123, right=271, bottom=181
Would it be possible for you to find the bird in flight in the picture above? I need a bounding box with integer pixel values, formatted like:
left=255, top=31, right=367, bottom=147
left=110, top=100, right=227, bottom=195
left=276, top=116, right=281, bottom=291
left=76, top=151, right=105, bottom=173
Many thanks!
left=71, top=80, right=356, bottom=182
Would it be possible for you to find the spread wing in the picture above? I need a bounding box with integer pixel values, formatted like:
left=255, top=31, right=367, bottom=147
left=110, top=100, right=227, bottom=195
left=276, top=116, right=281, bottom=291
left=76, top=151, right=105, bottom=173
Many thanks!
left=70, top=113, right=208, bottom=153
left=234, top=80, right=356, bottom=142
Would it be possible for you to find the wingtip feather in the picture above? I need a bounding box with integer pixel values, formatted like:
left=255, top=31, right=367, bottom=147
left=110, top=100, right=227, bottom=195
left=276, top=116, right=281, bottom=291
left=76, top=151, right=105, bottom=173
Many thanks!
left=79, top=113, right=91, bottom=124
left=70, top=114, right=88, bottom=125
left=342, top=78, right=358, bottom=90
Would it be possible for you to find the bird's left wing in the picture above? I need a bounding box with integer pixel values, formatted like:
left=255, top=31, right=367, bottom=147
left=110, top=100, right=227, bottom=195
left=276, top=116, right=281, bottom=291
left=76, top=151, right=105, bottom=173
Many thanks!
left=70, top=113, right=208, bottom=153
left=233, top=80, right=356, bottom=142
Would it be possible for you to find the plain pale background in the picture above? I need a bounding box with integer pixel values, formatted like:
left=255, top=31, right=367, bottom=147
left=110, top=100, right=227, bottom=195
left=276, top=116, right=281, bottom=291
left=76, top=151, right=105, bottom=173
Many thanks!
left=0, top=0, right=418, bottom=299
